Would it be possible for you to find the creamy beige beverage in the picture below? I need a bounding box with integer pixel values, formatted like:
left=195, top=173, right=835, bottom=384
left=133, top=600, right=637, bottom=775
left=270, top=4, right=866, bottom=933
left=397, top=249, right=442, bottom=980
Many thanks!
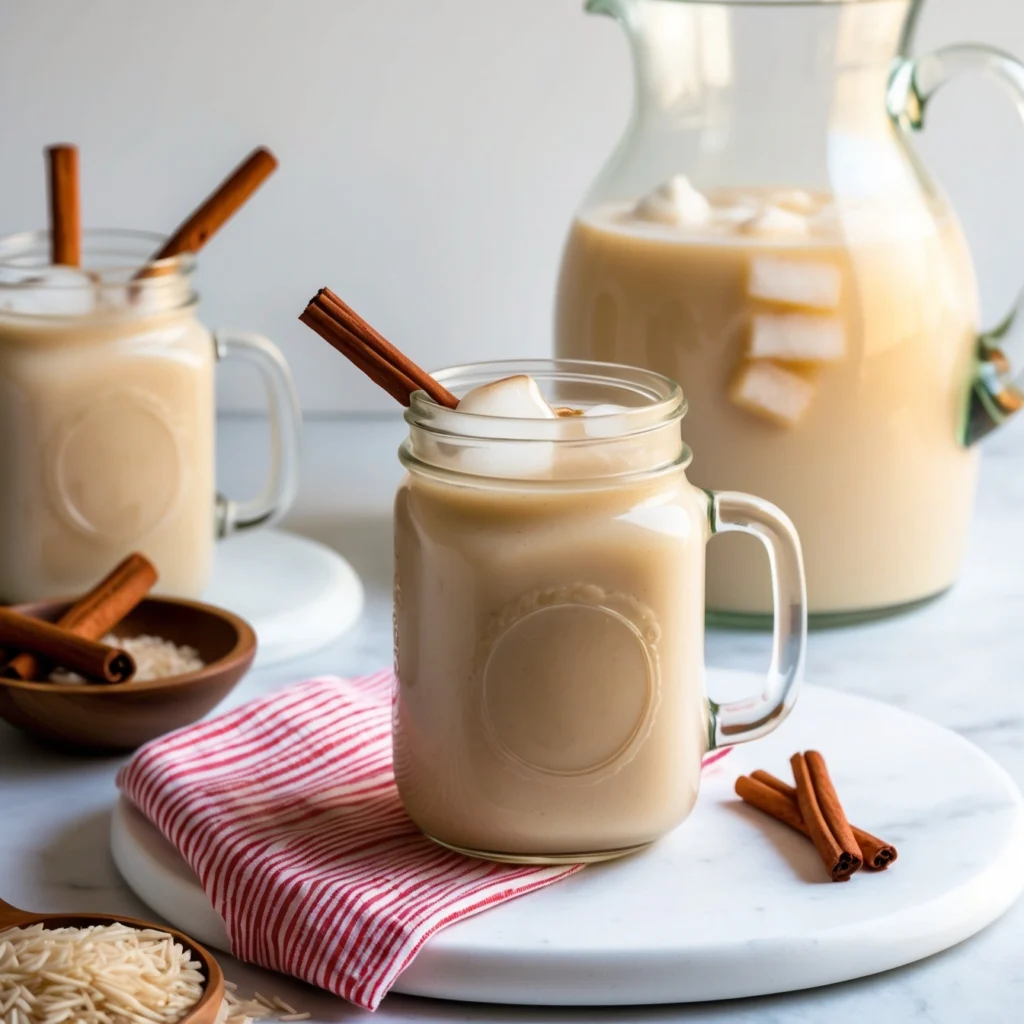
left=395, top=467, right=709, bottom=857
left=0, top=300, right=214, bottom=600
left=0, top=229, right=301, bottom=603
left=556, top=183, right=979, bottom=617
left=392, top=364, right=805, bottom=861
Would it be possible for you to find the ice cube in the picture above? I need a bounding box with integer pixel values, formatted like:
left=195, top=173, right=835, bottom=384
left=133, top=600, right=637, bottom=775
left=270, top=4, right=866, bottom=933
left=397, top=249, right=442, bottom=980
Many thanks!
left=772, top=189, right=819, bottom=215
left=731, top=361, right=815, bottom=427
left=457, top=374, right=557, bottom=420
left=633, top=176, right=712, bottom=228
left=747, top=257, right=843, bottom=311
left=0, top=266, right=97, bottom=316
left=581, top=403, right=629, bottom=438
left=715, top=200, right=763, bottom=229
left=456, top=374, right=556, bottom=478
left=738, top=204, right=809, bottom=238
left=749, top=313, right=846, bottom=363
left=716, top=199, right=765, bottom=234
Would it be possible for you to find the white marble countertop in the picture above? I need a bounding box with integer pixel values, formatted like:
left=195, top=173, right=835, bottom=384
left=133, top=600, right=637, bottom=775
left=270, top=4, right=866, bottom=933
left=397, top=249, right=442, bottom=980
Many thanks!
left=3, top=414, right=1024, bottom=1023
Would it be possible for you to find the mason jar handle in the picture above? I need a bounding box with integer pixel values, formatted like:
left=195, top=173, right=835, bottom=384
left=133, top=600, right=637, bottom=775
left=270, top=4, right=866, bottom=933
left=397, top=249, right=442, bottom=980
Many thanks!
left=214, top=329, right=302, bottom=537
left=705, top=491, right=806, bottom=750
left=888, top=44, right=1024, bottom=443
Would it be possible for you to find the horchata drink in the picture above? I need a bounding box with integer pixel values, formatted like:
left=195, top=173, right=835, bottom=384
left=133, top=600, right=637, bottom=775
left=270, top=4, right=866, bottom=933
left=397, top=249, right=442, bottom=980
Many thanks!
left=556, top=179, right=977, bottom=620
left=392, top=360, right=806, bottom=863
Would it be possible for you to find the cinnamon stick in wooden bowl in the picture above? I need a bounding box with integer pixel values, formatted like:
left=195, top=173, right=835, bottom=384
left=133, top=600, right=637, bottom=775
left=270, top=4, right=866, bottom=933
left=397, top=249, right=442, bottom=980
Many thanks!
left=0, top=554, right=256, bottom=752
left=0, top=610, right=135, bottom=684
left=0, top=596, right=256, bottom=753
left=1, top=553, right=156, bottom=682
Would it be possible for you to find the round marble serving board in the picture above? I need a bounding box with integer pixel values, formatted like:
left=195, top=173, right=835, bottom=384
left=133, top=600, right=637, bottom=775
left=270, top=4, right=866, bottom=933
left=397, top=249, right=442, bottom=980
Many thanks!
left=110, top=678, right=1024, bottom=1006
left=203, top=529, right=363, bottom=668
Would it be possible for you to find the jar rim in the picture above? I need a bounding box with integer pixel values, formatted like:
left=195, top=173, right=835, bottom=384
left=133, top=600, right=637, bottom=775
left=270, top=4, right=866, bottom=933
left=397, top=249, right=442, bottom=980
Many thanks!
left=406, top=359, right=687, bottom=442
left=0, top=229, right=197, bottom=321
left=0, top=228, right=195, bottom=278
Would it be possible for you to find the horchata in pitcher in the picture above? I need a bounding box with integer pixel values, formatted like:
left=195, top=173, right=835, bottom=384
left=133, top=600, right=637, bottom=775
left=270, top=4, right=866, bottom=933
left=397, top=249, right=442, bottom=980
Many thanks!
left=556, top=0, right=1024, bottom=623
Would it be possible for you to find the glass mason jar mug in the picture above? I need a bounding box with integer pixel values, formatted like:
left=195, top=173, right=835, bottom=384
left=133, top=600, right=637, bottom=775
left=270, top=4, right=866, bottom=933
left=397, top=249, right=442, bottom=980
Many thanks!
left=555, top=0, right=1024, bottom=623
left=393, top=360, right=807, bottom=862
left=0, top=229, right=301, bottom=601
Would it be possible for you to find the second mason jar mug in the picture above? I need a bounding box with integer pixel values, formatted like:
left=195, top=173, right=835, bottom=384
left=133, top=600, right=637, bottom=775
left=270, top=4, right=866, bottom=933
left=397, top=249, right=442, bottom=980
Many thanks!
left=392, top=360, right=807, bottom=863
left=0, top=229, right=301, bottom=601
left=556, top=0, right=1024, bottom=624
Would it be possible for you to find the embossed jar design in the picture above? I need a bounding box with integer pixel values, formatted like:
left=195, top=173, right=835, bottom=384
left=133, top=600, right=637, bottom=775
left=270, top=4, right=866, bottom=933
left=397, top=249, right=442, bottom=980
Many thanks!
left=393, top=360, right=807, bottom=863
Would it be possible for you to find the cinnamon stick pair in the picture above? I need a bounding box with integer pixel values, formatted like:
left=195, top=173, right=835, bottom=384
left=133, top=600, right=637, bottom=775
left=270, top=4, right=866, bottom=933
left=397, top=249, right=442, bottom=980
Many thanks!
left=735, top=752, right=897, bottom=882
left=300, top=288, right=458, bottom=409
left=0, top=553, right=157, bottom=684
left=42, top=143, right=277, bottom=276
left=0, top=610, right=134, bottom=684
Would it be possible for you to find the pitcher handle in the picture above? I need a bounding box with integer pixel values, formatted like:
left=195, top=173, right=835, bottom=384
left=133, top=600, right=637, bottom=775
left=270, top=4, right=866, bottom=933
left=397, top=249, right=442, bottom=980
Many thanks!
left=704, top=491, right=807, bottom=750
left=214, top=329, right=302, bottom=536
left=888, top=44, right=1024, bottom=443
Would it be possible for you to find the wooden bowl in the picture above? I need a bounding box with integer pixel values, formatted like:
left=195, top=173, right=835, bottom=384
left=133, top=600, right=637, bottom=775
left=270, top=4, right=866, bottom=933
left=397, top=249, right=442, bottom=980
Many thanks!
left=0, top=597, right=256, bottom=753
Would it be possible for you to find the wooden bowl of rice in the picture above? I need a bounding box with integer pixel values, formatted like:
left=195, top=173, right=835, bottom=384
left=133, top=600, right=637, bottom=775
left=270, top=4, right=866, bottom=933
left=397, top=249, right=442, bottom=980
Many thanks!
left=0, top=596, right=256, bottom=753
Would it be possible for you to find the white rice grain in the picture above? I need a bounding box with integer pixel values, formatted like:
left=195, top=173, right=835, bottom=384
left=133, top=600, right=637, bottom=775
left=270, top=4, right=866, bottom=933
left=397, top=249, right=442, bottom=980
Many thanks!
left=49, top=635, right=205, bottom=685
left=0, top=925, right=307, bottom=1024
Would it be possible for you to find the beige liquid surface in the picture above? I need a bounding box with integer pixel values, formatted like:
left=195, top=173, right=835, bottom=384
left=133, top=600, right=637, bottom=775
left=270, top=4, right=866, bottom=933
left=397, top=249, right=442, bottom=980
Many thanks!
left=393, top=464, right=711, bottom=857
left=0, top=307, right=214, bottom=601
left=556, top=190, right=979, bottom=616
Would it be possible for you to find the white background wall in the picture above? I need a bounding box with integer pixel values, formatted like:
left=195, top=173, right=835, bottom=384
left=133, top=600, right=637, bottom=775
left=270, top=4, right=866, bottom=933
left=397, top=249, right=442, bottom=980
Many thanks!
left=1, top=0, right=1023, bottom=414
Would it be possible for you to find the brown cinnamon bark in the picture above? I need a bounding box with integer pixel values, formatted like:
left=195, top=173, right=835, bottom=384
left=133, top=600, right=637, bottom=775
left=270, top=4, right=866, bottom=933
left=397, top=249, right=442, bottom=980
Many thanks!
left=47, top=145, right=80, bottom=266
left=791, top=752, right=863, bottom=881
left=735, top=774, right=808, bottom=834
left=140, top=147, right=278, bottom=273
left=300, top=302, right=419, bottom=406
left=300, top=288, right=459, bottom=409
left=1, top=553, right=157, bottom=681
left=0, top=609, right=134, bottom=684
left=750, top=769, right=897, bottom=870
left=317, top=288, right=459, bottom=408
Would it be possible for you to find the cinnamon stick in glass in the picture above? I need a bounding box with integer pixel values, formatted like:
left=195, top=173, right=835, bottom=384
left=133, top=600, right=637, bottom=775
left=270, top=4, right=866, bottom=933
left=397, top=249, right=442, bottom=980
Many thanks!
left=299, top=287, right=458, bottom=409
left=139, top=146, right=278, bottom=274
left=750, top=769, right=897, bottom=870
left=47, top=144, right=81, bottom=267
left=1, top=553, right=157, bottom=681
left=0, top=609, right=135, bottom=684
left=301, top=301, right=419, bottom=406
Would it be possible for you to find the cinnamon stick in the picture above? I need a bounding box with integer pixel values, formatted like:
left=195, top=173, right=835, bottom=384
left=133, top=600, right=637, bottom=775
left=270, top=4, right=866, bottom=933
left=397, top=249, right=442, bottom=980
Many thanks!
left=317, top=288, right=458, bottom=408
left=751, top=770, right=897, bottom=870
left=0, top=609, right=135, bottom=684
left=735, top=774, right=808, bottom=834
left=47, top=144, right=80, bottom=267
left=791, top=752, right=862, bottom=881
left=300, top=302, right=418, bottom=405
left=1, top=553, right=157, bottom=681
left=140, top=147, right=278, bottom=272
left=299, top=288, right=458, bottom=409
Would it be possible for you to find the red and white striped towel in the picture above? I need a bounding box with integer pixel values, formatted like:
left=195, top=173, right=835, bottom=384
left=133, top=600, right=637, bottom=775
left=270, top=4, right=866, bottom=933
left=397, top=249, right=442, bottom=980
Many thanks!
left=118, top=670, right=731, bottom=1011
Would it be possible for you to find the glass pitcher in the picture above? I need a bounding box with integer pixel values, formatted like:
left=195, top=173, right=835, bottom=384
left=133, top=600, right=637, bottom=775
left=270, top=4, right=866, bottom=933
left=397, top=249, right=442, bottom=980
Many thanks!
left=555, top=0, right=1024, bottom=625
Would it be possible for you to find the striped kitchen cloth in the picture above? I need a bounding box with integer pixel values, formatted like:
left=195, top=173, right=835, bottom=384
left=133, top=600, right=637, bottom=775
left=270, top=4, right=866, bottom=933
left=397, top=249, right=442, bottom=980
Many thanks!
left=117, top=670, right=731, bottom=1011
